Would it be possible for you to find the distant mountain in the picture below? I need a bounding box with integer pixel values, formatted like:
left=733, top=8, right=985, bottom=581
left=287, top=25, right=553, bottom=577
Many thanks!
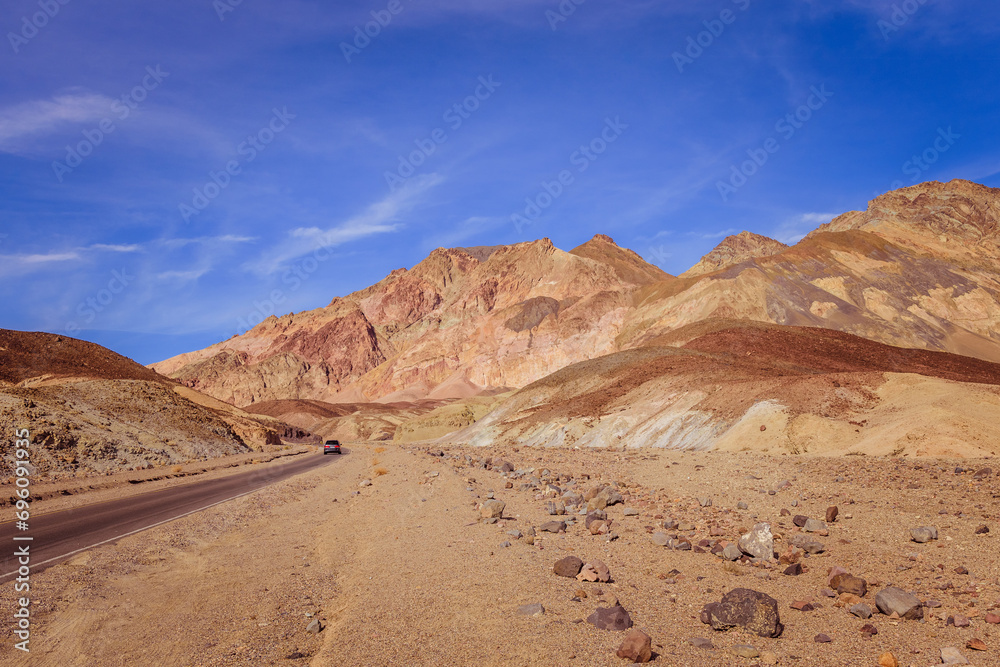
left=154, top=179, right=1000, bottom=411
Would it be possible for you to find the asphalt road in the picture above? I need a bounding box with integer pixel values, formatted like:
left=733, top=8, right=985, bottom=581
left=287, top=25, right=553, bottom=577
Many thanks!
left=0, top=450, right=343, bottom=582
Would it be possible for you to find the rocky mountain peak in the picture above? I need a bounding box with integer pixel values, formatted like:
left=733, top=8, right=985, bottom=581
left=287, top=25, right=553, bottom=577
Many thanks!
left=681, top=231, right=789, bottom=278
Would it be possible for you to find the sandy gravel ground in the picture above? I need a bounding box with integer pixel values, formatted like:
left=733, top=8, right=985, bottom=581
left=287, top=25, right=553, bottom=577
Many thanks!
left=3, top=444, right=1000, bottom=666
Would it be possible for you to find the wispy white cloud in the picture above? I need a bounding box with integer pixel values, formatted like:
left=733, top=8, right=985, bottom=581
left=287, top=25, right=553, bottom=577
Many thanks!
left=89, top=243, right=143, bottom=253
left=688, top=228, right=739, bottom=240
left=772, top=212, right=838, bottom=245
left=251, top=173, right=445, bottom=275
left=0, top=92, right=114, bottom=152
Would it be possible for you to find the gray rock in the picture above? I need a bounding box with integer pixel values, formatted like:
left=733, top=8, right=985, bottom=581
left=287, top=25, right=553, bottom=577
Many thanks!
left=722, top=543, right=742, bottom=561
left=516, top=603, right=544, bottom=617
left=539, top=521, right=566, bottom=533
left=910, top=526, right=938, bottom=543
left=306, top=618, right=323, bottom=634
left=545, top=500, right=566, bottom=515
left=689, top=637, right=715, bottom=650
left=698, top=497, right=712, bottom=507
left=507, top=529, right=522, bottom=539
left=738, top=523, right=774, bottom=561
left=499, top=541, right=511, bottom=548
left=587, top=605, right=633, bottom=631
left=874, top=587, right=923, bottom=620
left=737, top=501, right=748, bottom=510
left=803, top=518, right=827, bottom=533
left=940, top=647, right=970, bottom=665
left=480, top=499, right=506, bottom=519
left=623, top=507, right=639, bottom=516
left=732, top=645, right=759, bottom=659
left=651, top=532, right=670, bottom=547
left=849, top=603, right=872, bottom=619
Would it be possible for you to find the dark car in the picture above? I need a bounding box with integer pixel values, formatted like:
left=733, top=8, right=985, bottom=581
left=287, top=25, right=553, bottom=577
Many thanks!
left=323, top=440, right=342, bottom=455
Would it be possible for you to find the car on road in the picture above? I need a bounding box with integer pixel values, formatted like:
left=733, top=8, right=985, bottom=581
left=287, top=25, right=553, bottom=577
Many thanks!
left=323, top=440, right=342, bottom=455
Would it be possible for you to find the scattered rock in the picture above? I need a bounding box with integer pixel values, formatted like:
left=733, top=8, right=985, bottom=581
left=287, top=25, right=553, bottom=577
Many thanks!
left=850, top=603, right=873, bottom=619
left=878, top=652, right=899, bottom=667
left=540, top=521, right=566, bottom=533
left=722, top=543, right=742, bottom=561
left=306, top=619, right=323, bottom=634
left=975, top=524, right=990, bottom=534
left=966, top=638, right=987, bottom=651
left=480, top=499, right=505, bottom=519
left=737, top=501, right=748, bottom=510
left=359, top=479, right=372, bottom=488
left=738, top=523, right=774, bottom=561
left=793, top=515, right=809, bottom=528
left=875, top=587, right=923, bottom=620
left=814, top=633, right=832, bottom=643
left=588, top=605, right=633, bottom=631
left=689, top=637, right=714, bottom=650
left=940, top=647, right=969, bottom=665
left=783, top=563, right=803, bottom=576
left=698, top=497, right=712, bottom=507
left=910, top=526, right=938, bottom=543
left=826, top=506, right=839, bottom=522
left=833, top=574, right=868, bottom=598
left=623, top=507, right=639, bottom=516
left=860, top=623, right=878, bottom=637
left=803, top=518, right=827, bottom=533
left=974, top=467, right=993, bottom=480
left=701, top=588, right=783, bottom=638
left=985, top=612, right=1000, bottom=624
left=554, top=556, right=584, bottom=578
left=948, top=615, right=971, bottom=628
left=616, top=628, right=652, bottom=663
left=545, top=500, right=566, bottom=515
left=790, top=600, right=813, bottom=611
left=517, top=603, right=544, bottom=617
left=731, top=644, right=759, bottom=658
left=651, top=532, right=670, bottom=547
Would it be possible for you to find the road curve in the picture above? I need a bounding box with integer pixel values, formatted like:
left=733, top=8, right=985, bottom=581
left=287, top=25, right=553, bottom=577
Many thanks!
left=0, top=450, right=343, bottom=582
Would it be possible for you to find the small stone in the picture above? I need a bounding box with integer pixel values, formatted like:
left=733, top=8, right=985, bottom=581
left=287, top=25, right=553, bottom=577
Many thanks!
left=623, top=507, right=639, bottom=516
left=974, top=467, right=993, bottom=479
left=878, top=652, right=899, bottom=667
left=874, top=587, right=923, bottom=620
left=985, top=612, right=1000, bottom=624
left=779, top=508, right=790, bottom=516
left=860, top=623, right=878, bottom=637
left=966, top=638, right=987, bottom=651
left=760, top=651, right=778, bottom=666
left=826, top=506, right=839, bottom=522
left=814, top=633, right=832, bottom=643
left=910, top=526, right=938, bottom=543
left=790, top=600, right=813, bottom=611
left=587, top=605, right=633, bottom=631
left=480, top=499, right=505, bottom=519
left=738, top=523, right=774, bottom=561
left=722, top=543, right=742, bottom=561
left=850, top=603, right=873, bottom=619
left=540, top=520, right=566, bottom=533
left=803, top=518, right=827, bottom=533
left=545, top=500, right=566, bottom=515
left=793, top=515, right=809, bottom=527
left=554, top=556, right=584, bottom=578
left=507, top=529, right=522, bottom=539
left=616, top=628, right=652, bottom=663
left=975, top=524, right=990, bottom=534
left=737, top=501, right=748, bottom=510
left=359, top=479, right=372, bottom=487
left=949, top=615, right=971, bottom=628
left=731, top=644, right=759, bottom=658
left=651, top=532, right=669, bottom=547
left=689, top=637, right=714, bottom=650
left=783, top=563, right=803, bottom=576
left=517, top=603, right=544, bottom=617
left=833, top=574, right=868, bottom=598
left=698, top=497, right=712, bottom=507
left=940, top=646, right=969, bottom=665
left=499, top=540, right=511, bottom=548
left=306, top=618, right=323, bottom=634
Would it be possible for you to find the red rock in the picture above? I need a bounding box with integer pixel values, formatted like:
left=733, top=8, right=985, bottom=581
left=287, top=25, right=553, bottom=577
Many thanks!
left=553, top=556, right=583, bottom=578
left=860, top=624, right=878, bottom=636
left=967, top=638, right=987, bottom=651
left=814, top=633, right=832, bottom=643
left=984, top=613, right=1000, bottom=624
left=826, top=506, right=839, bottom=522
left=616, top=628, right=652, bottom=663
left=790, top=600, right=814, bottom=611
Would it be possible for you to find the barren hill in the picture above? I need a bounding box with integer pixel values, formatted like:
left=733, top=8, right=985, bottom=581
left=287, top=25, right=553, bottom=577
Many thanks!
left=0, top=329, right=305, bottom=478
left=443, top=322, right=1000, bottom=458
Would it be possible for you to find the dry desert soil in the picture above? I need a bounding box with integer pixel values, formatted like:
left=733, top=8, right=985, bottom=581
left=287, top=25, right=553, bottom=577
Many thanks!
left=3, top=443, right=1000, bottom=667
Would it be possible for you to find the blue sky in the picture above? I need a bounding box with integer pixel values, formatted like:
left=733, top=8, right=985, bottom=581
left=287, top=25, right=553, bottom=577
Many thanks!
left=1, top=0, right=999, bottom=364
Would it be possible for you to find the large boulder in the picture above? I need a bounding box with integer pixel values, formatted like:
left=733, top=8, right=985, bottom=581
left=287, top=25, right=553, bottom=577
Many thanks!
left=701, top=588, right=783, bottom=638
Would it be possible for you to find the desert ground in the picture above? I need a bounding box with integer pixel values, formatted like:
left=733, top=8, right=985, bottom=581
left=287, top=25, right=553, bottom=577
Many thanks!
left=4, top=442, right=999, bottom=667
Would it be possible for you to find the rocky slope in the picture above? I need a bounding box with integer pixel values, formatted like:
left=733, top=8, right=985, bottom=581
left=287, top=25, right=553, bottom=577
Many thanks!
left=679, top=231, right=788, bottom=278
left=0, top=330, right=303, bottom=479
left=441, top=322, right=1000, bottom=458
